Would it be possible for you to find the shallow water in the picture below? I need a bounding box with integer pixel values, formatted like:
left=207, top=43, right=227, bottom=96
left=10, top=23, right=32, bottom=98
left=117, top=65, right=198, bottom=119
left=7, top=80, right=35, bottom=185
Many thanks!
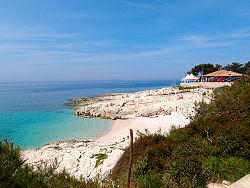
left=0, top=80, right=178, bottom=149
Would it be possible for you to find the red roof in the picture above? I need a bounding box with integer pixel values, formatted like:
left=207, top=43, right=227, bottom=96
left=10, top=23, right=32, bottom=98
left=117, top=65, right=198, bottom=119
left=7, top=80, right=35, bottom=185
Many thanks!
left=203, top=70, right=242, bottom=77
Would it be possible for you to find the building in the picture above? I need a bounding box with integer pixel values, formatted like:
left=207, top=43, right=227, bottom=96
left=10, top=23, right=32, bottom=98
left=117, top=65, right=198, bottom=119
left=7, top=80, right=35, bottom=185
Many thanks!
left=181, top=74, right=199, bottom=83
left=201, top=70, right=242, bottom=82
left=180, top=70, right=243, bottom=88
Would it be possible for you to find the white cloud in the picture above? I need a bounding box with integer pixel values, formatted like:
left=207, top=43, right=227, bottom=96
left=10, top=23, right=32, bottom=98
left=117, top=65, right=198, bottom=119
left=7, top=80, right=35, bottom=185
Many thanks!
left=181, top=35, right=230, bottom=48
left=0, top=37, right=230, bottom=64
left=1, top=28, right=242, bottom=65
left=182, top=35, right=206, bottom=42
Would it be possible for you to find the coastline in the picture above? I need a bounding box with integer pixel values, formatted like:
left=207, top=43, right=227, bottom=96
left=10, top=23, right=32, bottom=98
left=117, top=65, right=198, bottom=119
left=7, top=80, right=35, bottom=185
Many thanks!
left=22, top=86, right=213, bottom=179
left=74, top=86, right=212, bottom=120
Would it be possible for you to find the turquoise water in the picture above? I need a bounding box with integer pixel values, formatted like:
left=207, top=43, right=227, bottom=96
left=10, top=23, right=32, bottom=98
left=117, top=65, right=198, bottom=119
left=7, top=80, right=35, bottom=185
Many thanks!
left=0, top=109, right=112, bottom=149
left=0, top=81, right=179, bottom=149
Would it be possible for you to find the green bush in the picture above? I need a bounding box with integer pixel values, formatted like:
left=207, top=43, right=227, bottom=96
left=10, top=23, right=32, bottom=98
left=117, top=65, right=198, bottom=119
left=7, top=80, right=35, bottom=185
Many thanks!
left=132, top=170, right=165, bottom=188
left=131, top=156, right=148, bottom=180
left=202, top=156, right=249, bottom=183
left=0, top=139, right=23, bottom=186
left=111, top=133, right=168, bottom=184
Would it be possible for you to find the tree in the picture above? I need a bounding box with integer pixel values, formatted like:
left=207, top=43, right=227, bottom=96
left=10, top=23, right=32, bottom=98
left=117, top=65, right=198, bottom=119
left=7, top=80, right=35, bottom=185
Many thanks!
left=189, top=63, right=220, bottom=76
left=223, top=62, right=245, bottom=74
left=244, top=61, right=250, bottom=75
left=215, top=64, right=222, bottom=70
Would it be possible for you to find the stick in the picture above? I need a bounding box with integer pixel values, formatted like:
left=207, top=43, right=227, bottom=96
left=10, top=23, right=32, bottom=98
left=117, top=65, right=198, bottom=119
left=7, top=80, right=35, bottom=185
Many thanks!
left=127, top=129, right=133, bottom=188
left=205, top=128, right=212, bottom=143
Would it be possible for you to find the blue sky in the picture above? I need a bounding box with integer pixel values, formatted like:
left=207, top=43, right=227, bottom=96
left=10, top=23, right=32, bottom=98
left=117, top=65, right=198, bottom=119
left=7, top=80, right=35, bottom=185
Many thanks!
left=0, top=0, right=249, bottom=81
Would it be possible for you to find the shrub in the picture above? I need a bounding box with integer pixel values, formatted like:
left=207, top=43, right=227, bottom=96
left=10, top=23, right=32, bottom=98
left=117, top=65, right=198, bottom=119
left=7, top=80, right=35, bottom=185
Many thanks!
left=201, top=156, right=249, bottom=183
left=111, top=133, right=169, bottom=185
left=131, top=156, right=148, bottom=180
left=132, top=170, right=165, bottom=188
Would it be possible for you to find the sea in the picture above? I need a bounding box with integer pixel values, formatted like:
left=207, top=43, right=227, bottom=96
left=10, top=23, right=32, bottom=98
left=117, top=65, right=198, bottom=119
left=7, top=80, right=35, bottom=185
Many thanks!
left=0, top=80, right=179, bottom=149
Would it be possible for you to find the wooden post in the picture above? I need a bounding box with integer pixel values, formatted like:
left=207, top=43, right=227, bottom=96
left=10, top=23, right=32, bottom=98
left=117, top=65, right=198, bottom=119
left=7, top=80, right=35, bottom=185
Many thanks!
left=127, top=129, right=133, bottom=188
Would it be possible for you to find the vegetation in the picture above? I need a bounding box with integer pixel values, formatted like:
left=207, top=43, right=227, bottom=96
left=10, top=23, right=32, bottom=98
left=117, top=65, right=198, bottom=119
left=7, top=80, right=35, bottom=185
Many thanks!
left=223, top=62, right=247, bottom=74
left=187, top=61, right=250, bottom=76
left=178, top=86, right=198, bottom=90
left=112, top=75, right=250, bottom=187
left=188, top=63, right=222, bottom=76
left=1, top=75, right=249, bottom=187
left=91, top=153, right=108, bottom=168
left=245, top=61, right=250, bottom=74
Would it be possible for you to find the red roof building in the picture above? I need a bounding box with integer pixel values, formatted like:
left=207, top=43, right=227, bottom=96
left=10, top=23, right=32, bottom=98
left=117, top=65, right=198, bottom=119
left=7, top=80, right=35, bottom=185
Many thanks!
left=203, top=70, right=242, bottom=77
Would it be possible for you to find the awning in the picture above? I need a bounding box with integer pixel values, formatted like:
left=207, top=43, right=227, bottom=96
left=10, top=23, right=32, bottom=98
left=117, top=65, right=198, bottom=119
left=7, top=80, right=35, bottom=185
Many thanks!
left=181, top=74, right=199, bottom=81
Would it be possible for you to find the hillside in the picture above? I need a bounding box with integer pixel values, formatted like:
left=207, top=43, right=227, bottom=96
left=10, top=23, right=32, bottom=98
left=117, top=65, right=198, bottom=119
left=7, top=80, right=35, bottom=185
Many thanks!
left=111, top=75, right=250, bottom=187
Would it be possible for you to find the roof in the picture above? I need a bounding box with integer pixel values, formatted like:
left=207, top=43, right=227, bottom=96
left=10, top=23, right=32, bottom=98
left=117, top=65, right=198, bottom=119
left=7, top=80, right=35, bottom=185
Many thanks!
left=182, top=74, right=199, bottom=81
left=203, top=70, right=242, bottom=77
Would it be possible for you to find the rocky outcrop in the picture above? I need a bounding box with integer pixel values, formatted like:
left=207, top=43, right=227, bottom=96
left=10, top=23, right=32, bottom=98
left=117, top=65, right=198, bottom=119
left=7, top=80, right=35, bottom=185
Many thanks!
left=74, top=87, right=213, bottom=119
left=22, top=139, right=129, bottom=180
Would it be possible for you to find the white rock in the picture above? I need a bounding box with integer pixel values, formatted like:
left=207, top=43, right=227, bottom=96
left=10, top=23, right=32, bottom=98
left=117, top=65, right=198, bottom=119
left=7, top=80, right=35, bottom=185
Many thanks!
left=229, top=174, right=250, bottom=188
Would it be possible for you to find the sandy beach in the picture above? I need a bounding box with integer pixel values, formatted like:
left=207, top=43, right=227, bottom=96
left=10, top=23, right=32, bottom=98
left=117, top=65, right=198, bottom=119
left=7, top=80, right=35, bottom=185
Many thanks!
left=22, top=86, right=213, bottom=179
left=96, top=112, right=190, bottom=144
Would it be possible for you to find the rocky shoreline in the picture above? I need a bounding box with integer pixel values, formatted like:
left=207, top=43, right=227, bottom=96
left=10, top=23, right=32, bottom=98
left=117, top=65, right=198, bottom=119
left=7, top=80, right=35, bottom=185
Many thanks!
left=73, top=86, right=213, bottom=119
left=22, top=86, right=213, bottom=180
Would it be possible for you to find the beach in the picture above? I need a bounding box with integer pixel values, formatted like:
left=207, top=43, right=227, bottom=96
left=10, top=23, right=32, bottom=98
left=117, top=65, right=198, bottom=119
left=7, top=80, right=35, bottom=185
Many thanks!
left=96, top=112, right=190, bottom=144
left=22, top=86, right=213, bottom=179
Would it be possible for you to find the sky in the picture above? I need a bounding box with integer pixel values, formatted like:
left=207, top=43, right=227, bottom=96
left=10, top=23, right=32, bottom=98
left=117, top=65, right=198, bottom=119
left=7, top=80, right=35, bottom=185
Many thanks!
left=0, top=0, right=250, bottom=82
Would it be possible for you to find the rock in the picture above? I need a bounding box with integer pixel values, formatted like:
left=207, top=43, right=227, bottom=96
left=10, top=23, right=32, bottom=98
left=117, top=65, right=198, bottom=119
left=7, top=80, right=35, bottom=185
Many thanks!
left=22, top=139, right=129, bottom=180
left=74, top=87, right=213, bottom=120
left=222, top=180, right=231, bottom=186
left=207, top=183, right=228, bottom=188
left=229, top=174, right=250, bottom=188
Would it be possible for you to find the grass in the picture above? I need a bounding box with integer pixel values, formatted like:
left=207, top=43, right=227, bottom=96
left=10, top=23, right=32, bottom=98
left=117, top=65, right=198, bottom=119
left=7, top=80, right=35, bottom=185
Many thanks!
left=91, top=153, right=108, bottom=168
